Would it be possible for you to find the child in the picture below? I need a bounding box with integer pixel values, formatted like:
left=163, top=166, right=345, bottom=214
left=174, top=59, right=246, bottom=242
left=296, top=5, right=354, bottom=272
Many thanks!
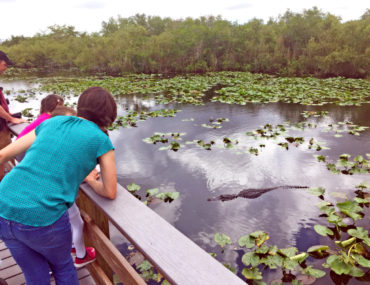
left=0, top=87, right=117, bottom=284
left=15, top=94, right=64, bottom=162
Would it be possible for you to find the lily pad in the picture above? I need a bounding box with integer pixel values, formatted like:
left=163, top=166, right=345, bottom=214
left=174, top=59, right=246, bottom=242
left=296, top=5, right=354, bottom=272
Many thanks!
left=314, top=225, right=334, bottom=236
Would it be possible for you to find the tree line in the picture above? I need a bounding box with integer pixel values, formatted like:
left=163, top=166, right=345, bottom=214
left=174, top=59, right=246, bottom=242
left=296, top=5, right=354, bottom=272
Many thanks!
left=1, top=7, right=369, bottom=78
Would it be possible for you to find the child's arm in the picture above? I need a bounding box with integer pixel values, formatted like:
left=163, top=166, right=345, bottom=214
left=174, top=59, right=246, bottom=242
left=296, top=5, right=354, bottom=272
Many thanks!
left=0, top=130, right=36, bottom=164
left=85, top=150, right=117, bottom=200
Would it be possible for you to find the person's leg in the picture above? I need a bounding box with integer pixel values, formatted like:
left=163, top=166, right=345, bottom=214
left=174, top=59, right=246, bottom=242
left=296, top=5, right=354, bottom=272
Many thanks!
left=4, top=238, right=51, bottom=285
left=68, top=202, right=86, bottom=257
left=68, top=203, right=96, bottom=267
left=10, top=212, right=79, bottom=285
left=0, top=216, right=50, bottom=285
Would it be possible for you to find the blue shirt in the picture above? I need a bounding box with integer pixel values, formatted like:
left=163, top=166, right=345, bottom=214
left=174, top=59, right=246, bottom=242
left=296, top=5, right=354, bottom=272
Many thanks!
left=0, top=116, right=114, bottom=226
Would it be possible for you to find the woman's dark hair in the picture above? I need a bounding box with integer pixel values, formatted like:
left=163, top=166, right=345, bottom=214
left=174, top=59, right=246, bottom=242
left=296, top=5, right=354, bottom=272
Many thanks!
left=50, top=106, right=77, bottom=117
left=77, top=87, right=117, bottom=127
left=40, top=94, right=64, bottom=114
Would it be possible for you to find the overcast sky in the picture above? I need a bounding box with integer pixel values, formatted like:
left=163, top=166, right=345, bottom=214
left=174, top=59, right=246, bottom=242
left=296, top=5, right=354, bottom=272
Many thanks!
left=1, top=0, right=368, bottom=40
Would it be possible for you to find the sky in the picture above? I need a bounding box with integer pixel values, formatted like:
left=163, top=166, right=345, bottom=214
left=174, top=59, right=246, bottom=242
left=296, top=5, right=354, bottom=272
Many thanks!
left=1, top=0, right=369, bottom=40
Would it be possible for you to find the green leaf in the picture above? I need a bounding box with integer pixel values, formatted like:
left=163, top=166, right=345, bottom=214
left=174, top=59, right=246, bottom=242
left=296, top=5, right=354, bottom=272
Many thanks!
left=137, top=260, right=153, bottom=272
left=146, top=188, right=159, bottom=196
left=307, top=187, right=325, bottom=196
left=356, top=181, right=370, bottom=189
left=127, top=182, right=141, bottom=192
left=352, top=254, right=370, bottom=268
left=223, top=263, right=237, bottom=273
left=327, top=213, right=344, bottom=225
left=214, top=233, right=232, bottom=249
left=278, top=247, right=298, bottom=257
left=283, top=258, right=299, bottom=270
left=348, top=266, right=364, bottom=277
left=242, top=252, right=260, bottom=267
left=249, top=231, right=269, bottom=247
left=314, top=225, right=334, bottom=236
left=238, top=235, right=256, bottom=249
left=337, top=200, right=363, bottom=221
left=301, top=266, right=326, bottom=278
left=290, top=252, right=308, bottom=263
left=156, top=192, right=180, bottom=201
left=314, top=155, right=326, bottom=162
left=347, top=227, right=368, bottom=240
left=326, top=255, right=351, bottom=275
left=242, top=268, right=263, bottom=280
left=255, top=244, right=269, bottom=254
left=252, top=281, right=267, bottom=285
left=354, top=197, right=370, bottom=204
left=335, top=237, right=356, bottom=249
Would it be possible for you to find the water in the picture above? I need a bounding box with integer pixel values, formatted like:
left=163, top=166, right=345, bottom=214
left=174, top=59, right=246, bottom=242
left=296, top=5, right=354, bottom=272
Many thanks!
left=2, top=79, right=370, bottom=284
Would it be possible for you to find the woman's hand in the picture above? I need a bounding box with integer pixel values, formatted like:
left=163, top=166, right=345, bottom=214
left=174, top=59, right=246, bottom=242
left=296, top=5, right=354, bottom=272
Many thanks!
left=85, top=150, right=117, bottom=200
left=84, top=169, right=100, bottom=183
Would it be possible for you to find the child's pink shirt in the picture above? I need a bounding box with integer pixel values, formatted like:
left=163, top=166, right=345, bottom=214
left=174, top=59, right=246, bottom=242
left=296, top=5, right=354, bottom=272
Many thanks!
left=17, top=113, right=51, bottom=139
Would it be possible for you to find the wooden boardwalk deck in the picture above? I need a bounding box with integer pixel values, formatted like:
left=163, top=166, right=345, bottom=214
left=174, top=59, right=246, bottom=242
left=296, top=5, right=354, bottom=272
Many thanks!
left=0, top=240, right=96, bottom=285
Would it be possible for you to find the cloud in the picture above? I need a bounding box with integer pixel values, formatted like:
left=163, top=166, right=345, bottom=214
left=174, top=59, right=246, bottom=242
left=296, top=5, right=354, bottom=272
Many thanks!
left=77, top=1, right=105, bottom=9
left=226, top=2, right=252, bottom=10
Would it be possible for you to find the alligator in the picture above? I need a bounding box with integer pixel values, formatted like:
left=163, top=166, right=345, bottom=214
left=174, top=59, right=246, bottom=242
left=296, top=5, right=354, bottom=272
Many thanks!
left=207, top=185, right=309, bottom=202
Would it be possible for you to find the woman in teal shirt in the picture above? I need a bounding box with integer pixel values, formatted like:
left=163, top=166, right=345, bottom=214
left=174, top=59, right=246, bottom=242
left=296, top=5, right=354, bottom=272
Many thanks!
left=0, top=87, right=117, bottom=284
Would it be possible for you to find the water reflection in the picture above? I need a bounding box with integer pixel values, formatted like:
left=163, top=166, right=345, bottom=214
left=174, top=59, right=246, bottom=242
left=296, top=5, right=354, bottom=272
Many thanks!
left=2, top=79, right=369, bottom=284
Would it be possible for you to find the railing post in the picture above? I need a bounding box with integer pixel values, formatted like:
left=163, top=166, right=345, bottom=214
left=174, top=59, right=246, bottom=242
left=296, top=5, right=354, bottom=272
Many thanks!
left=77, top=190, right=113, bottom=283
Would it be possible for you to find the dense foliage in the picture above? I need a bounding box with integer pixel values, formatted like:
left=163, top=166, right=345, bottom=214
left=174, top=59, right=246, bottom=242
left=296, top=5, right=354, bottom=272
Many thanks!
left=1, top=7, right=369, bottom=78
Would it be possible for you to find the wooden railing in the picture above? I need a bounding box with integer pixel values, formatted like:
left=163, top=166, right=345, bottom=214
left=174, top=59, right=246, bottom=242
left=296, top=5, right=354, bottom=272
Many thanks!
left=9, top=122, right=245, bottom=285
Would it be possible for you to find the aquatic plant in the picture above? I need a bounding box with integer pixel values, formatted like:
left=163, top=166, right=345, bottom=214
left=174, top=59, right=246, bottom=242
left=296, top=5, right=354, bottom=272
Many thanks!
left=212, top=183, right=369, bottom=284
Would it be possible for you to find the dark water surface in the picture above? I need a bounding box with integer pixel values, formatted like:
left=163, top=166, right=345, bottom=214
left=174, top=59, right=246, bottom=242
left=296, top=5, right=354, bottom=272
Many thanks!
left=2, top=80, right=369, bottom=284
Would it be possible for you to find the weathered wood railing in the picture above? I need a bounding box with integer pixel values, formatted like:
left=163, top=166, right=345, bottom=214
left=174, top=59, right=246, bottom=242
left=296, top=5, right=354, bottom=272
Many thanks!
left=9, top=122, right=245, bottom=285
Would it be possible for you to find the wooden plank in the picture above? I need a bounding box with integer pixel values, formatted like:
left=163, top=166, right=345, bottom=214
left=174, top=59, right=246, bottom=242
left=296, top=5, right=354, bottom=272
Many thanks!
left=80, top=183, right=245, bottom=285
left=1, top=264, right=22, bottom=279
left=50, top=267, right=93, bottom=285
left=0, top=242, right=6, bottom=250
left=0, top=256, right=17, bottom=270
left=0, top=249, right=11, bottom=260
left=80, top=210, right=145, bottom=285
left=79, top=275, right=97, bottom=285
left=4, top=272, right=25, bottom=285
left=8, top=122, right=27, bottom=137
left=85, top=262, right=112, bottom=285
left=77, top=192, right=112, bottom=281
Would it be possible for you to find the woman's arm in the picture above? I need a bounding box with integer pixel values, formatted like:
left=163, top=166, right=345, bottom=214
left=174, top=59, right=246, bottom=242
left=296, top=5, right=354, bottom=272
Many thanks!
left=0, top=130, right=36, bottom=164
left=85, top=150, right=117, bottom=199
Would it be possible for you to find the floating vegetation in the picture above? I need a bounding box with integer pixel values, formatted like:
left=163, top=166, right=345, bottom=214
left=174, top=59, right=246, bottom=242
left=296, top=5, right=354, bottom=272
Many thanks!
left=14, top=95, right=28, bottom=103
left=212, top=183, right=369, bottom=283
left=323, top=121, right=369, bottom=137
left=223, top=137, right=239, bottom=149
left=201, top=117, right=229, bottom=129
left=315, top=154, right=370, bottom=175
left=109, top=109, right=179, bottom=130
left=126, top=182, right=179, bottom=205
left=246, top=123, right=287, bottom=139
left=26, top=72, right=370, bottom=107
left=143, top=132, right=186, bottom=152
left=302, top=110, right=329, bottom=119
left=196, top=140, right=215, bottom=150
left=308, top=138, right=328, bottom=152
left=247, top=123, right=328, bottom=152
left=289, top=121, right=318, bottom=131
left=21, top=108, right=34, bottom=119
left=212, top=73, right=370, bottom=106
